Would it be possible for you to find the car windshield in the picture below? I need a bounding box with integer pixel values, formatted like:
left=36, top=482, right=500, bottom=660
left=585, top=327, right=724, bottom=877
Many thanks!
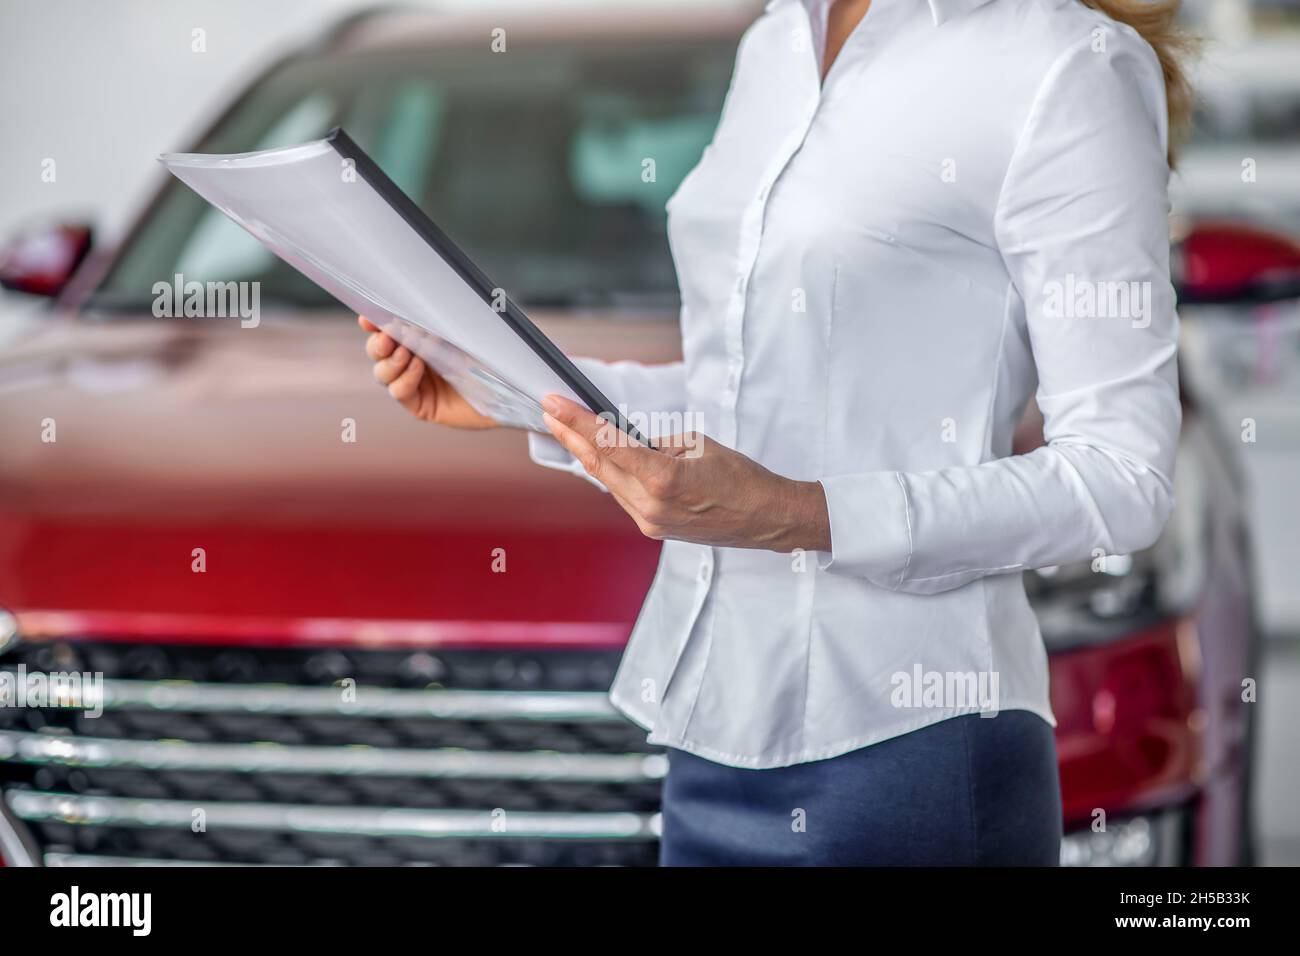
left=93, top=40, right=732, bottom=312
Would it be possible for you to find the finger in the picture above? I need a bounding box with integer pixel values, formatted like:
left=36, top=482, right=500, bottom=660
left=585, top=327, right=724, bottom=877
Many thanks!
left=388, top=354, right=425, bottom=403
left=373, top=345, right=412, bottom=386
left=366, top=331, right=398, bottom=361
left=542, top=411, right=632, bottom=493
left=540, top=395, right=662, bottom=477
left=358, top=315, right=380, bottom=333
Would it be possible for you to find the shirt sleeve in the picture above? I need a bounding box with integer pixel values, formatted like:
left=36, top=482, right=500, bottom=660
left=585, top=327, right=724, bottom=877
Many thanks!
left=816, top=28, right=1181, bottom=594
left=526, top=356, right=688, bottom=491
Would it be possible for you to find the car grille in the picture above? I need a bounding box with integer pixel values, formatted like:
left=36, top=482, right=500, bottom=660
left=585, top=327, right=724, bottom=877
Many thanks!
left=0, top=640, right=663, bottom=866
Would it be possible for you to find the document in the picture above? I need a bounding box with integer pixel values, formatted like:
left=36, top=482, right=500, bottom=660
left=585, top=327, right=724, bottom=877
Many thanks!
left=161, top=127, right=644, bottom=441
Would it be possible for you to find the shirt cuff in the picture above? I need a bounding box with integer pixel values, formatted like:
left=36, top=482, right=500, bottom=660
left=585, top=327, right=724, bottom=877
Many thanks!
left=526, top=431, right=609, bottom=492
left=815, top=472, right=913, bottom=589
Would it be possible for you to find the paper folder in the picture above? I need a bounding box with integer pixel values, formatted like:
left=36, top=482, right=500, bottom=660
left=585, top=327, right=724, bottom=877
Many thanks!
left=161, top=127, right=651, bottom=445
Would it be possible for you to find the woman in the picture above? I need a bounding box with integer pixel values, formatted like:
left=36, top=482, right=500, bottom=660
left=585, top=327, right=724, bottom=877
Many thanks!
left=360, top=0, right=1192, bottom=865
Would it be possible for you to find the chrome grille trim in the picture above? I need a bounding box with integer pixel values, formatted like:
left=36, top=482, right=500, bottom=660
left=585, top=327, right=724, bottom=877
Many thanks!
left=0, top=729, right=667, bottom=781
left=0, top=673, right=623, bottom=721
left=1, top=649, right=662, bottom=865
left=9, top=791, right=663, bottom=840
left=45, top=852, right=303, bottom=867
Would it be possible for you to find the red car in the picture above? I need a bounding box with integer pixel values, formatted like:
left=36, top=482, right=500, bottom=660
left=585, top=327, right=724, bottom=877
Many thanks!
left=0, top=4, right=1282, bottom=866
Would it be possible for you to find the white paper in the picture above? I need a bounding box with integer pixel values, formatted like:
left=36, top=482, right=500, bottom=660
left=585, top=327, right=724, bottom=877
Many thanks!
left=160, top=137, right=592, bottom=431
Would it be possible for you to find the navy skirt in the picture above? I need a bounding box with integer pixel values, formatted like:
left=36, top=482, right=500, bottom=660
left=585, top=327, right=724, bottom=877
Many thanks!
left=659, top=710, right=1062, bottom=866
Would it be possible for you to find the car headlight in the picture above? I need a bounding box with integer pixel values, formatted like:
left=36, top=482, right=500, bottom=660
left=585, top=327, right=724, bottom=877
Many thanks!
left=1027, top=551, right=1165, bottom=650
left=0, top=609, right=17, bottom=657
left=1060, top=810, right=1188, bottom=866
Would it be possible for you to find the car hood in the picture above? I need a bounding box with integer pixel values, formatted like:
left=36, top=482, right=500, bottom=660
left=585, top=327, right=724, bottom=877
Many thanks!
left=0, top=307, right=680, bottom=642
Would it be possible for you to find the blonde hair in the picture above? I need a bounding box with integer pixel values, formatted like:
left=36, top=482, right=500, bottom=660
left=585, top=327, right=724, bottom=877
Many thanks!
left=1079, top=0, right=1199, bottom=166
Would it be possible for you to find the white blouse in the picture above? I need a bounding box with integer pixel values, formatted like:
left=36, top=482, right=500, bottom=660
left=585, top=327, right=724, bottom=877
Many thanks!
left=530, top=0, right=1180, bottom=768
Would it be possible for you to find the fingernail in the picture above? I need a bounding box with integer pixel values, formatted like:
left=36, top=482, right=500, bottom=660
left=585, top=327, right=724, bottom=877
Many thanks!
left=541, top=395, right=562, bottom=416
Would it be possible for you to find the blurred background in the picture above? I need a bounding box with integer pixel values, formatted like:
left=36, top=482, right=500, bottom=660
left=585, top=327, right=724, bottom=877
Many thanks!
left=0, top=0, right=1297, bottom=867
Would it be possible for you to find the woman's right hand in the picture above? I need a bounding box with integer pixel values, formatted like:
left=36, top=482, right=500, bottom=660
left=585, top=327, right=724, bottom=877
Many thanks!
left=359, top=316, right=497, bottom=429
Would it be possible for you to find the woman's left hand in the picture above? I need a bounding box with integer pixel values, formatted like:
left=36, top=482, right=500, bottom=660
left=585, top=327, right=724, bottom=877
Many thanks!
left=541, top=394, right=831, bottom=553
